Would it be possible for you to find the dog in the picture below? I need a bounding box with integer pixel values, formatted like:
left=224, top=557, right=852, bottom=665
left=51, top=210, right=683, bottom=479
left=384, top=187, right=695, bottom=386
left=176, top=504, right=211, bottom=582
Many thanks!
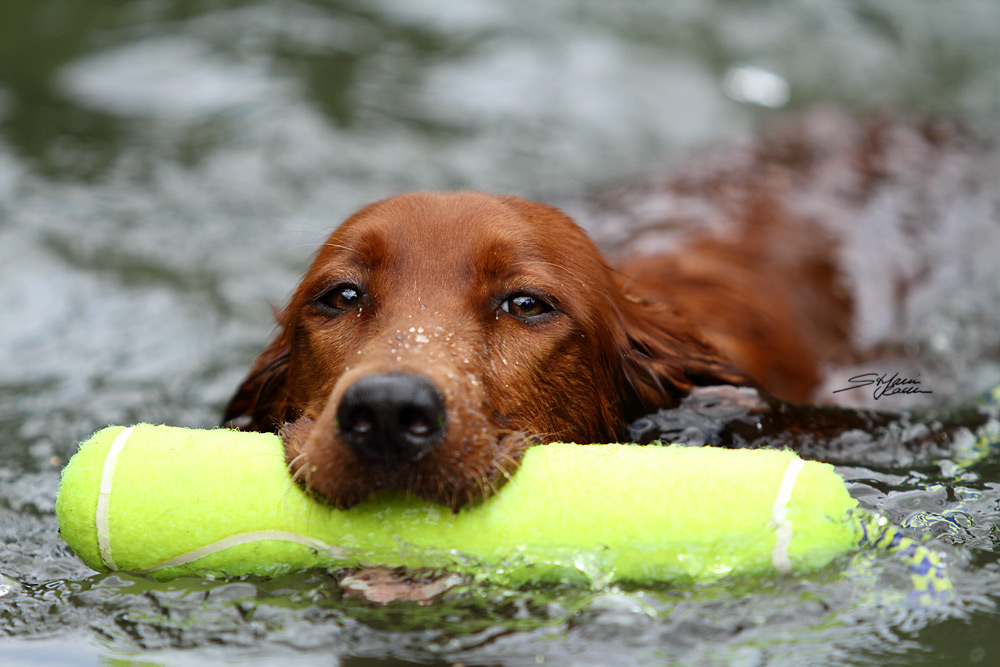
left=224, top=111, right=1000, bottom=510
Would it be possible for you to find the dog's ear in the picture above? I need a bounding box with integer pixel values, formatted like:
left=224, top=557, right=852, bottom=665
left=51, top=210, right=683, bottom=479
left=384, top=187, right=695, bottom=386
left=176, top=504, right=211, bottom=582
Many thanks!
left=613, top=292, right=754, bottom=416
left=222, top=327, right=293, bottom=431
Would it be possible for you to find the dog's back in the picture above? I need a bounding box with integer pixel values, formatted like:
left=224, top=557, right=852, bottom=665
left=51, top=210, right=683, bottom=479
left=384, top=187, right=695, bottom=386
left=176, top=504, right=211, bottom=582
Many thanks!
left=570, top=110, right=1000, bottom=408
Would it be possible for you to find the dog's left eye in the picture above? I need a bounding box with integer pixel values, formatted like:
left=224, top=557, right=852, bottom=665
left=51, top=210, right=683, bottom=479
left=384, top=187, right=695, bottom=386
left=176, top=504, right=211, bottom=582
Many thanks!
left=501, top=293, right=555, bottom=322
left=316, top=284, right=363, bottom=313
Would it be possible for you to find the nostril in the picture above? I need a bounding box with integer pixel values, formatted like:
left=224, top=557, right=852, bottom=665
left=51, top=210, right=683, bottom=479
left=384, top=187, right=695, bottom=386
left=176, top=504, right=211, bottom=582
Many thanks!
left=342, top=408, right=374, bottom=436
left=400, top=407, right=433, bottom=438
left=336, top=372, right=447, bottom=465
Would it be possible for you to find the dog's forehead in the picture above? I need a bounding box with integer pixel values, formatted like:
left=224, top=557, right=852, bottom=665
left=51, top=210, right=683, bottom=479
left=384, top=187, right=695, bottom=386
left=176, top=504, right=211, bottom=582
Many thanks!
left=328, top=193, right=578, bottom=276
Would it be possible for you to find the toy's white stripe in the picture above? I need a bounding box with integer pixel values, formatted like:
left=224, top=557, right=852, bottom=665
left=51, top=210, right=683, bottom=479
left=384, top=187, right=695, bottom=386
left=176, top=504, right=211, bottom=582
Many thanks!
left=770, top=457, right=805, bottom=575
left=142, top=530, right=347, bottom=573
left=96, top=425, right=134, bottom=571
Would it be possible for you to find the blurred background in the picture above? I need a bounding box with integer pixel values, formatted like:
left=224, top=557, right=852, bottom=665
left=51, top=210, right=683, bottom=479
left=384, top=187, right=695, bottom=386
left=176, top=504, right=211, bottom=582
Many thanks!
left=2, top=1, right=1000, bottom=665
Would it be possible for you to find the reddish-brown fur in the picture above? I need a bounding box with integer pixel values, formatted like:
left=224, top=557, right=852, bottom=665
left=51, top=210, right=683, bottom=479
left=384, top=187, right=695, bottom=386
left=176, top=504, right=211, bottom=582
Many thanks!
left=224, top=189, right=848, bottom=509
left=225, top=112, right=1000, bottom=509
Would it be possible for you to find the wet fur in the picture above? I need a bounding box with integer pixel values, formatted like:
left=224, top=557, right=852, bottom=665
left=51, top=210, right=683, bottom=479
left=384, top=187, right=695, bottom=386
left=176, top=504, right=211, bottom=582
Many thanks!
left=225, top=113, right=999, bottom=509
left=224, top=192, right=763, bottom=508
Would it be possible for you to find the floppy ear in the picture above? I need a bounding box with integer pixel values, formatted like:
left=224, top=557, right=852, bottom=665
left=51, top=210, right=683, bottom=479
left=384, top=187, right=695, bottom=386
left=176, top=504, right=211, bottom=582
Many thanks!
left=222, top=327, right=293, bottom=431
left=613, top=292, right=754, bottom=416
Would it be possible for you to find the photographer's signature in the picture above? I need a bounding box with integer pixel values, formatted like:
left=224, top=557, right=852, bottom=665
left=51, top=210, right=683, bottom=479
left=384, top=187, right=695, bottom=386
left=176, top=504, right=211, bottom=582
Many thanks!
left=832, top=372, right=933, bottom=400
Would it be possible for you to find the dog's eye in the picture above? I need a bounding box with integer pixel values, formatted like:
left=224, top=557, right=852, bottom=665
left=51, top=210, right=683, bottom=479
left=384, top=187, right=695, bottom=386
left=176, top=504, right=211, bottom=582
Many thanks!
left=317, top=284, right=363, bottom=312
left=501, top=293, right=555, bottom=322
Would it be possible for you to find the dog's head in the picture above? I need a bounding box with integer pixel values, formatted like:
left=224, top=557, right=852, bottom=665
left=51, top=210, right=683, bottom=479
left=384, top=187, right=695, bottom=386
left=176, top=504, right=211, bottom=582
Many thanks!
left=224, top=192, right=745, bottom=508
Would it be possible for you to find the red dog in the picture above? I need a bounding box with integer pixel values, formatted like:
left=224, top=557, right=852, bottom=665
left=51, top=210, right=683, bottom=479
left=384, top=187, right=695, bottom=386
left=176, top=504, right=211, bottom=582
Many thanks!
left=222, top=190, right=846, bottom=509
left=225, top=113, right=996, bottom=509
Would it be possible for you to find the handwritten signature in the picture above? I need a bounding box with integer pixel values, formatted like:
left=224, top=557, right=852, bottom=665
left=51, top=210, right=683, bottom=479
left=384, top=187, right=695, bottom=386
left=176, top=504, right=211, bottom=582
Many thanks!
left=832, top=372, right=933, bottom=400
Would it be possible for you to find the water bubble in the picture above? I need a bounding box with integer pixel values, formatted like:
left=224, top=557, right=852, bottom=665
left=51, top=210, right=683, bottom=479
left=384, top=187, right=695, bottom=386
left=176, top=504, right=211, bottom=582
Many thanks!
left=930, top=332, right=951, bottom=352
left=722, top=65, right=790, bottom=108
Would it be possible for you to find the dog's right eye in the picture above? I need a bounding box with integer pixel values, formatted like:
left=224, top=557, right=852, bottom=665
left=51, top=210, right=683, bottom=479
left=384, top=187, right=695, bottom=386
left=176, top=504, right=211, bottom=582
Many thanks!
left=315, top=284, right=363, bottom=313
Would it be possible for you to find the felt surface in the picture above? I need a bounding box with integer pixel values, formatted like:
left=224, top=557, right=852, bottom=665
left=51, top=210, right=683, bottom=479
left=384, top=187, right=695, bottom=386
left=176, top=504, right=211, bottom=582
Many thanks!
left=56, top=424, right=860, bottom=583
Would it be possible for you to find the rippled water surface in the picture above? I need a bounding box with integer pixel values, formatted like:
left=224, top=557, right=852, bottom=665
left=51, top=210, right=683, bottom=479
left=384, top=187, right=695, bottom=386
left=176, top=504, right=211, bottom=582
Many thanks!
left=3, top=1, right=1000, bottom=665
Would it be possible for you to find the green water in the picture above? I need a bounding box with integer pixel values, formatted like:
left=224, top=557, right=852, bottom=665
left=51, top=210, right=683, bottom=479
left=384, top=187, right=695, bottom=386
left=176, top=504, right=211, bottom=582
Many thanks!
left=2, top=1, right=1000, bottom=664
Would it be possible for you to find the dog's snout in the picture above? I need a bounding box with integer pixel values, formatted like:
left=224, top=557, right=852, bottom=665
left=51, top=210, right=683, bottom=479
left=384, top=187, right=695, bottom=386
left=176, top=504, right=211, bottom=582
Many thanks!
left=336, top=372, right=447, bottom=464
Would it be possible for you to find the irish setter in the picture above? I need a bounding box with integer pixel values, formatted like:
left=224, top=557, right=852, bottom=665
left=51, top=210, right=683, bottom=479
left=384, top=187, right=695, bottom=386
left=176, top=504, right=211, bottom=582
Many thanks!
left=224, top=113, right=999, bottom=509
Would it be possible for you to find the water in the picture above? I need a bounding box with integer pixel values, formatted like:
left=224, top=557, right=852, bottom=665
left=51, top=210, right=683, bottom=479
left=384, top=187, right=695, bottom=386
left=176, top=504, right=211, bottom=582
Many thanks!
left=3, top=1, right=1000, bottom=664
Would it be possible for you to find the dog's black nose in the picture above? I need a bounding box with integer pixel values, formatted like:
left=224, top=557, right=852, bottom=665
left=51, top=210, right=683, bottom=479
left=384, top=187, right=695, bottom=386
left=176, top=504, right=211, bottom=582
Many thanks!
left=336, top=372, right=447, bottom=464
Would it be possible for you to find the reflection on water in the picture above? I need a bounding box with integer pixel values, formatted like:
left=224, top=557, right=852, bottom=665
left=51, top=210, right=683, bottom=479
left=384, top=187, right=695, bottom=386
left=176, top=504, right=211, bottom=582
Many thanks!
left=2, top=1, right=1000, bottom=664
left=723, top=65, right=791, bottom=108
